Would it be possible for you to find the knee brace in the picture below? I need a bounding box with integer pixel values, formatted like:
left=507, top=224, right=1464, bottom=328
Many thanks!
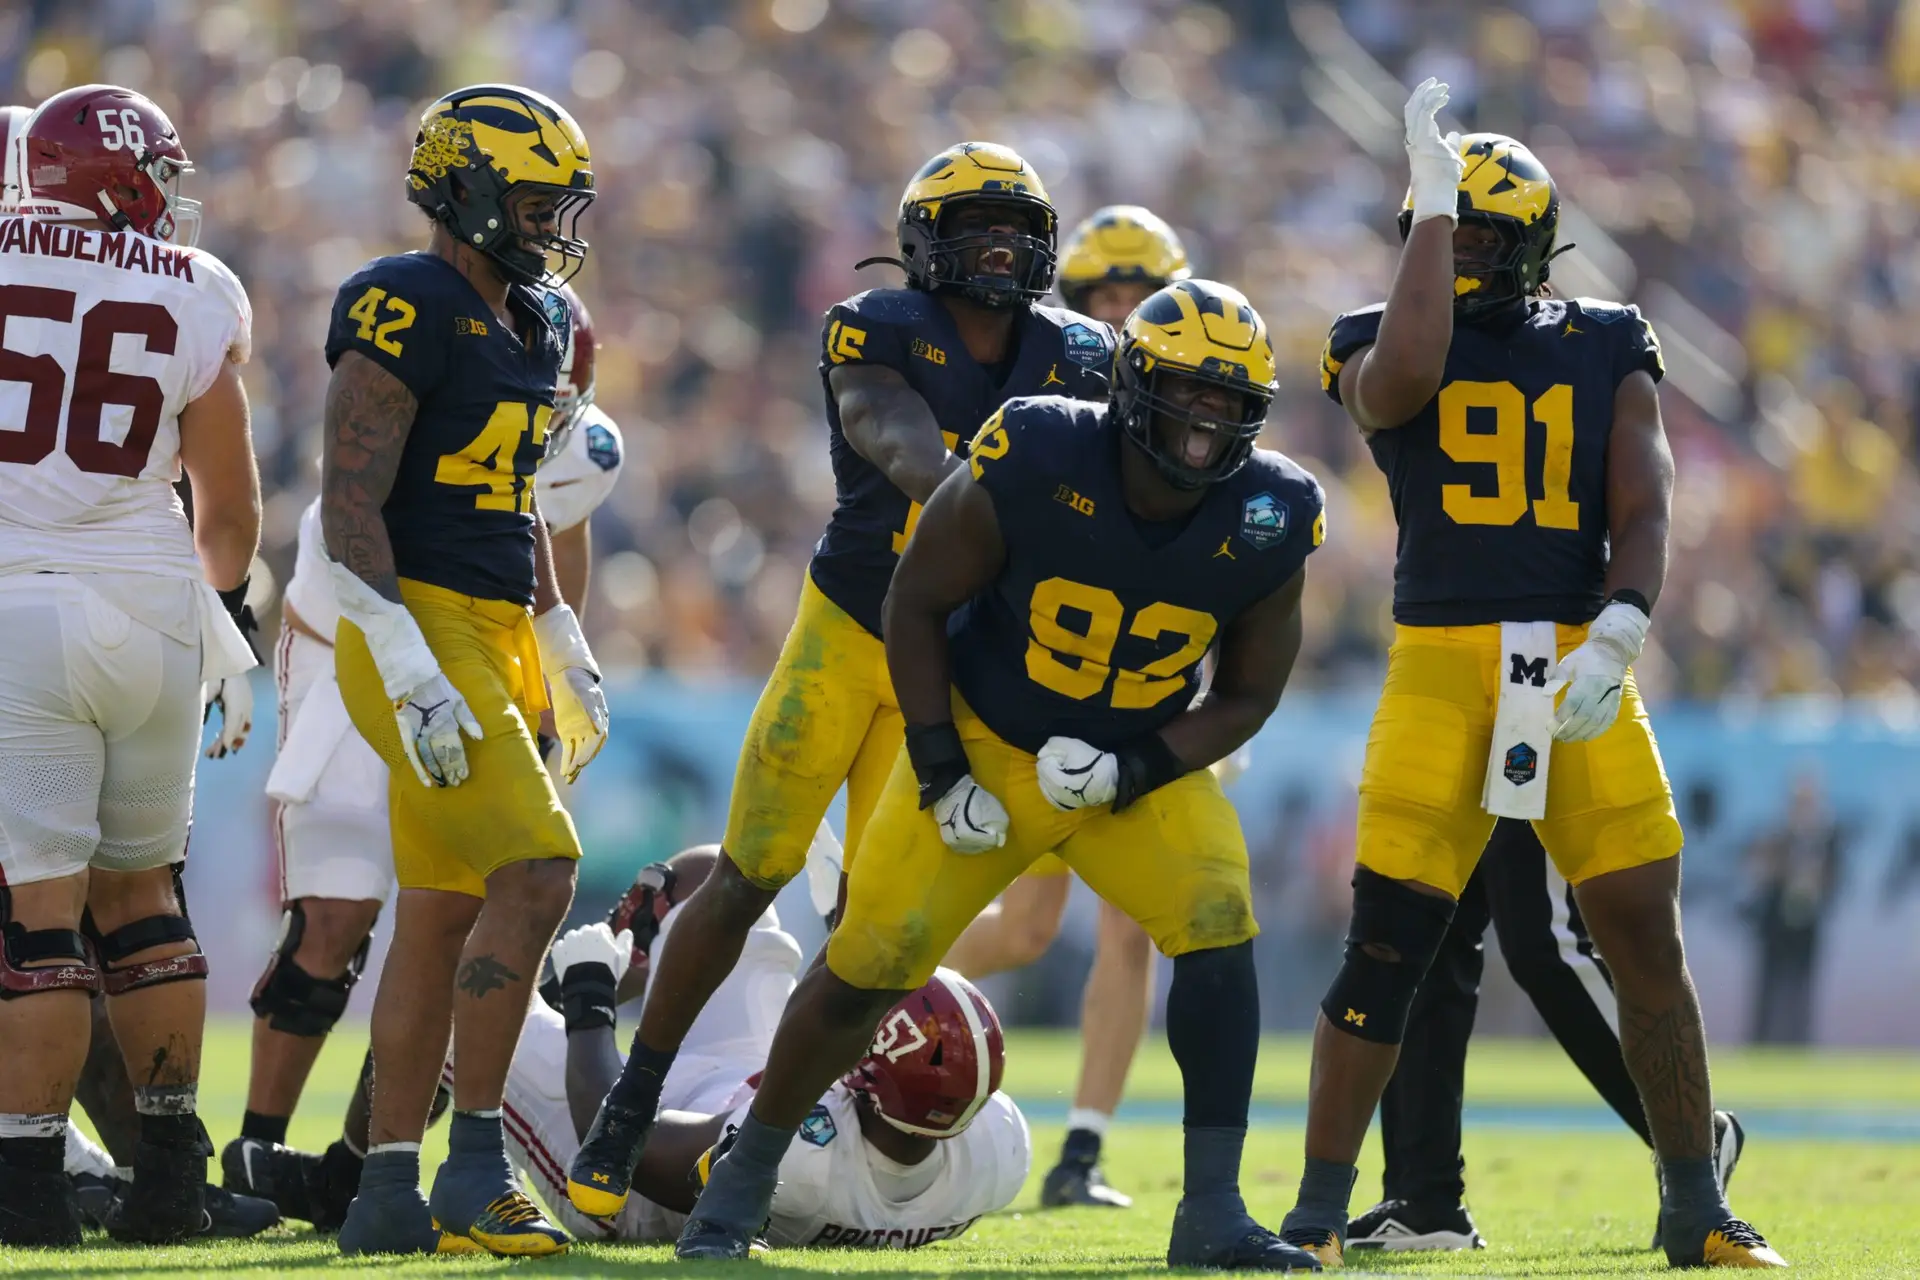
left=1320, top=867, right=1457, bottom=1045
left=0, top=886, right=100, bottom=999
left=248, top=901, right=371, bottom=1036
left=83, top=867, right=208, bottom=996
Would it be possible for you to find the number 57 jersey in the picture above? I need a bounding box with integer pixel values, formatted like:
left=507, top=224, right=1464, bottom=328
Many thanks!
left=1320, top=297, right=1664, bottom=627
left=0, top=215, right=250, bottom=581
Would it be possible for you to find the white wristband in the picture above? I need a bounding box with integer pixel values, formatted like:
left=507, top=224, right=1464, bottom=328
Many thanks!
left=326, top=561, right=440, bottom=700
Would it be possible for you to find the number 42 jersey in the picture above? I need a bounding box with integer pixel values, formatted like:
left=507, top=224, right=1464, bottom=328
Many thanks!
left=1320, top=297, right=1664, bottom=626
left=0, top=216, right=251, bottom=582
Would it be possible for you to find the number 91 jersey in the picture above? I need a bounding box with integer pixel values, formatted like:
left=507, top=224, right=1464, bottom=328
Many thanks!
left=1320, top=297, right=1663, bottom=627
left=324, top=252, right=567, bottom=606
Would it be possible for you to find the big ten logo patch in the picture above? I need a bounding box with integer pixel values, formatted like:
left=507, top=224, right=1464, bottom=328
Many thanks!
left=911, top=337, right=947, bottom=365
left=1052, top=484, right=1094, bottom=516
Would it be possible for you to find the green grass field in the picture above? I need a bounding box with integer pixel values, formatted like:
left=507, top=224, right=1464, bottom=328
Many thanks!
left=11, top=1020, right=1919, bottom=1277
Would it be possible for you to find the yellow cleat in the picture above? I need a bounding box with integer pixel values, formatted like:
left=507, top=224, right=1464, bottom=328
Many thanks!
left=462, top=1191, right=571, bottom=1257
left=1699, top=1220, right=1788, bottom=1269
left=430, top=1221, right=485, bottom=1255
left=1282, top=1228, right=1344, bottom=1269
left=567, top=1174, right=628, bottom=1220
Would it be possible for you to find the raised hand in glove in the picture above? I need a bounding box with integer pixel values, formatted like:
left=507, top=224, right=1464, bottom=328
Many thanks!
left=533, top=604, right=610, bottom=783
left=1404, top=76, right=1464, bottom=225
left=551, top=921, right=635, bottom=1033
left=1551, top=599, right=1651, bottom=742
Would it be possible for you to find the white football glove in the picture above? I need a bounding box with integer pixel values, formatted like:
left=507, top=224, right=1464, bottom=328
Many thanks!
left=1404, top=77, right=1464, bottom=225
left=550, top=921, right=635, bottom=987
left=931, top=775, right=1010, bottom=854
left=533, top=603, right=610, bottom=784
left=202, top=673, right=254, bottom=758
left=328, top=561, right=485, bottom=788
left=1551, top=600, right=1652, bottom=743
left=1036, top=736, right=1118, bottom=811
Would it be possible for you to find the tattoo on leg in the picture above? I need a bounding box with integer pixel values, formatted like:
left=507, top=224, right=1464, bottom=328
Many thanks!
left=1619, top=991, right=1712, bottom=1160
left=456, top=955, right=521, bottom=999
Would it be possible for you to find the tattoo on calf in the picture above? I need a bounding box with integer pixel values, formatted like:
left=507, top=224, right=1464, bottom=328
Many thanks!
left=1620, top=998, right=1713, bottom=1160
left=457, top=954, right=521, bottom=999
left=320, top=351, right=417, bottom=602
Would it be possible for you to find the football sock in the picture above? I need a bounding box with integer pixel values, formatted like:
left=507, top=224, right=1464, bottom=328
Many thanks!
left=687, top=1112, right=792, bottom=1235
left=1060, top=1125, right=1103, bottom=1167
left=1659, top=1154, right=1731, bottom=1229
left=360, top=1144, right=421, bottom=1193
left=608, top=1036, right=676, bottom=1111
left=242, top=1110, right=289, bottom=1146
left=1284, top=1156, right=1359, bottom=1238
left=1182, top=1126, right=1246, bottom=1198
left=1167, top=942, right=1259, bottom=1131
left=0, top=1134, right=64, bottom=1171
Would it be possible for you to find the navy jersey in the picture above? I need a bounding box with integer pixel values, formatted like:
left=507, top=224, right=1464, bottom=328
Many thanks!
left=1321, top=297, right=1664, bottom=626
left=809, top=287, right=1114, bottom=637
left=950, top=397, right=1324, bottom=755
left=324, top=252, right=568, bottom=606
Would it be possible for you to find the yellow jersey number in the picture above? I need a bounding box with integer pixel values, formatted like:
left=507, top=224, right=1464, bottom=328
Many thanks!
left=434, top=401, right=553, bottom=513
left=1438, top=380, right=1579, bottom=530
left=345, top=286, right=416, bottom=358
left=1027, top=577, right=1218, bottom=711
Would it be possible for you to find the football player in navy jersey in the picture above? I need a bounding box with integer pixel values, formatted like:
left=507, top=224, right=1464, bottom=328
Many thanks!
left=673, top=280, right=1326, bottom=1271
left=943, top=202, right=1195, bottom=1210
left=319, top=84, right=606, bottom=1258
left=567, top=141, right=1115, bottom=1220
left=1276, top=82, right=1783, bottom=1270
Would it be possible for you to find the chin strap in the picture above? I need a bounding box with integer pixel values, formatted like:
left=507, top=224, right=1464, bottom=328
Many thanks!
left=854, top=255, right=909, bottom=274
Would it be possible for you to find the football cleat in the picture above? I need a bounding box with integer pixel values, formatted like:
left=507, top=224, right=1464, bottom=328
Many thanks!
left=1653, top=1110, right=1746, bottom=1249
left=105, top=1137, right=210, bottom=1243
left=674, top=1218, right=771, bottom=1260
left=566, top=1099, right=653, bottom=1218
left=1041, top=1158, right=1132, bottom=1209
left=223, top=1135, right=358, bottom=1230
left=1347, top=1198, right=1485, bottom=1251
left=459, top=1190, right=569, bottom=1257
left=337, top=1189, right=484, bottom=1256
left=202, top=1181, right=282, bottom=1238
left=1280, top=1226, right=1346, bottom=1269
left=1666, top=1217, right=1788, bottom=1269
left=0, top=1164, right=83, bottom=1247
left=1168, top=1194, right=1323, bottom=1271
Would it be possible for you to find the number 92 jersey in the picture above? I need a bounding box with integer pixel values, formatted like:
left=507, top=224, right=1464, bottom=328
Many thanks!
left=1320, top=297, right=1663, bottom=627
left=809, top=287, right=1115, bottom=639
left=950, top=397, right=1325, bottom=755
left=324, top=252, right=568, bottom=606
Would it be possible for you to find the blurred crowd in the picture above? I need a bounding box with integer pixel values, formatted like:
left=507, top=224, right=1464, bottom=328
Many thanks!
left=9, top=0, right=1920, bottom=703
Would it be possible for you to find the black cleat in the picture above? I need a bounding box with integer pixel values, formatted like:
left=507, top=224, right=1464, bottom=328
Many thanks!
left=222, top=1136, right=360, bottom=1231
left=0, top=1163, right=84, bottom=1247
left=204, top=1180, right=282, bottom=1238
left=71, top=1170, right=124, bottom=1229
left=1652, top=1110, right=1746, bottom=1249
left=566, top=1100, right=653, bottom=1219
left=106, top=1137, right=211, bottom=1243
left=1347, top=1198, right=1486, bottom=1251
left=1041, top=1157, right=1133, bottom=1208
left=674, top=1217, right=768, bottom=1260
left=1168, top=1193, right=1323, bottom=1271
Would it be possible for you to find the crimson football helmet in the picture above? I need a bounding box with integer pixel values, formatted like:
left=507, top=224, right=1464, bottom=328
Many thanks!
left=0, top=105, right=30, bottom=212
left=17, top=84, right=200, bottom=244
left=606, top=861, right=674, bottom=972
left=842, top=968, right=1005, bottom=1138
left=549, top=283, right=598, bottom=450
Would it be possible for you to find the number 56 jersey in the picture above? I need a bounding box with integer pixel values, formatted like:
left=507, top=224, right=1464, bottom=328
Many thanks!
left=0, top=216, right=250, bottom=582
left=1320, top=297, right=1663, bottom=627
left=324, top=252, right=567, bottom=606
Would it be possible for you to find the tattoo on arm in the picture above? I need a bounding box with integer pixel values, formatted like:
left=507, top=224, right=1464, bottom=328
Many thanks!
left=457, top=954, right=522, bottom=999
left=321, top=351, right=417, bottom=604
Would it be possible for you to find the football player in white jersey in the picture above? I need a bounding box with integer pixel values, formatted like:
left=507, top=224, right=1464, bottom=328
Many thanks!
left=220, top=286, right=623, bottom=1227
left=0, top=85, right=259, bottom=1248
left=518, top=844, right=1030, bottom=1248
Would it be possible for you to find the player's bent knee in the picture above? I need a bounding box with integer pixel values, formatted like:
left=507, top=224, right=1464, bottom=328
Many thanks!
left=709, top=848, right=784, bottom=918
left=1319, top=867, right=1456, bottom=1045
left=0, top=885, right=101, bottom=999
left=250, top=901, right=371, bottom=1036
left=82, top=879, right=208, bottom=996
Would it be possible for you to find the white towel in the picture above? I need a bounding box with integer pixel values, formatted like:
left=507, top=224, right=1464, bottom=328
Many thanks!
left=265, top=669, right=356, bottom=804
left=1481, top=621, right=1561, bottom=820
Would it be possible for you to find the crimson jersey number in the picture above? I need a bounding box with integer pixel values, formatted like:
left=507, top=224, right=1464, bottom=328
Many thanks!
left=0, top=285, right=179, bottom=476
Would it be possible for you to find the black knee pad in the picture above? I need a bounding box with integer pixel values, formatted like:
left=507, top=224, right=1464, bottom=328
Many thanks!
left=1320, top=867, right=1458, bottom=1045
left=0, top=885, right=100, bottom=999
left=249, top=902, right=370, bottom=1037
left=82, top=867, right=207, bottom=996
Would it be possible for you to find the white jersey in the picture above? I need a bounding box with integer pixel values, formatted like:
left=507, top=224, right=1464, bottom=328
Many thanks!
left=0, top=217, right=250, bottom=584
left=502, top=899, right=1030, bottom=1248
left=280, top=403, right=624, bottom=642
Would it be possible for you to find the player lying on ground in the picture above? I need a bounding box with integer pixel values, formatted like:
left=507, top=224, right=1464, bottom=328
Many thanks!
left=655, top=280, right=1328, bottom=1271
left=0, top=86, right=260, bottom=1248
left=514, top=844, right=1028, bottom=1247
left=1349, top=819, right=1744, bottom=1253
left=1275, top=80, right=1783, bottom=1270
left=319, top=83, right=606, bottom=1259
left=941, top=203, right=1195, bottom=1211
left=221, top=283, right=621, bottom=1232
left=566, top=140, right=1115, bottom=1217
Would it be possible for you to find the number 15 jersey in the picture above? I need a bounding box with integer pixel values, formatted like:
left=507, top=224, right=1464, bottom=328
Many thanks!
left=0, top=216, right=251, bottom=582
left=1320, top=297, right=1663, bottom=627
